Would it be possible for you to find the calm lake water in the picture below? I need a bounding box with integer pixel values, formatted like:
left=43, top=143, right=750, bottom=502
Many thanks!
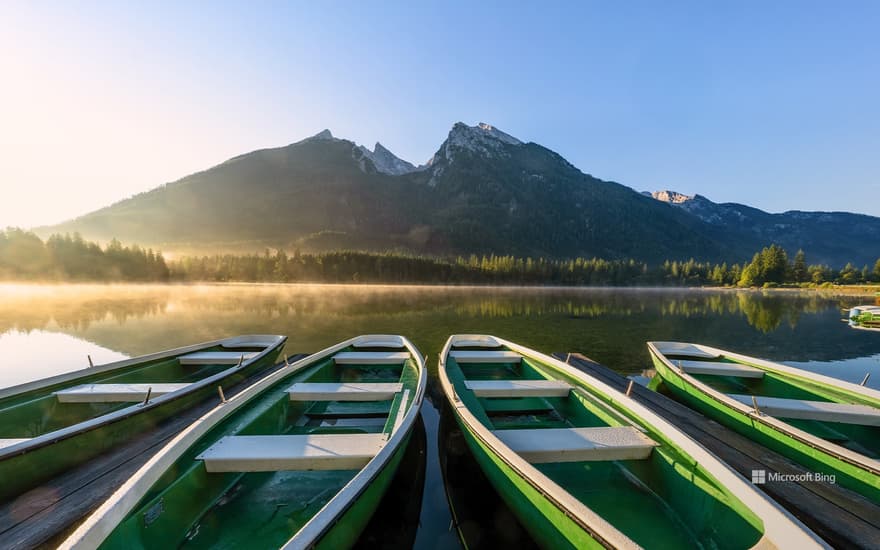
left=2, top=283, right=879, bottom=548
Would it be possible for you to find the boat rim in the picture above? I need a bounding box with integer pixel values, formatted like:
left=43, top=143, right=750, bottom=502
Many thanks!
left=646, top=341, right=880, bottom=476
left=0, top=334, right=287, bottom=460
left=0, top=334, right=286, bottom=399
left=439, top=334, right=827, bottom=549
left=60, top=334, right=426, bottom=550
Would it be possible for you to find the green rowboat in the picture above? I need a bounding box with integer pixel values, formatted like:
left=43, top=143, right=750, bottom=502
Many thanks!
left=63, top=334, right=426, bottom=549
left=648, top=341, right=880, bottom=503
left=0, top=334, right=285, bottom=501
left=439, top=334, right=826, bottom=549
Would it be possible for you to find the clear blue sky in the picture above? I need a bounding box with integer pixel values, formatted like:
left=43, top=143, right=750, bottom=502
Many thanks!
left=2, top=1, right=878, bottom=226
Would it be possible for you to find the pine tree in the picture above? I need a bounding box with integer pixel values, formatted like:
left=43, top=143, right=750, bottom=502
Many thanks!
left=792, top=250, right=807, bottom=283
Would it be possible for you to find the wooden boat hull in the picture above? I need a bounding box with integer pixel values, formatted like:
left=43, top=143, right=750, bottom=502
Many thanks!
left=62, top=335, right=426, bottom=550
left=648, top=342, right=880, bottom=504
left=0, top=335, right=286, bottom=501
left=440, top=335, right=827, bottom=549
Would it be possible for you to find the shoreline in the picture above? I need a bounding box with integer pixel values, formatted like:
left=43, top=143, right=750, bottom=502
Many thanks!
left=0, top=280, right=877, bottom=296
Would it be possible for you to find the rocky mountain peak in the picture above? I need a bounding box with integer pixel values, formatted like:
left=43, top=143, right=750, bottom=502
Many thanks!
left=355, top=141, right=420, bottom=176
left=427, top=122, right=524, bottom=171
left=308, top=129, right=334, bottom=141
left=649, top=190, right=694, bottom=204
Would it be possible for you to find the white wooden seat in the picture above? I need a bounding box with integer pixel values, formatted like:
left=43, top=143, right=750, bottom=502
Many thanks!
left=179, top=351, right=257, bottom=365
left=465, top=379, right=571, bottom=398
left=493, top=426, right=658, bottom=463
left=222, top=341, right=274, bottom=349
left=288, top=382, right=402, bottom=401
left=54, top=383, right=190, bottom=403
left=0, top=438, right=29, bottom=450
left=196, top=434, right=386, bottom=472
left=352, top=338, right=405, bottom=349
left=332, top=352, right=409, bottom=365
left=449, top=351, right=522, bottom=364
left=655, top=343, right=720, bottom=359
left=677, top=360, right=764, bottom=379
left=729, top=394, right=880, bottom=426
left=452, top=336, right=501, bottom=348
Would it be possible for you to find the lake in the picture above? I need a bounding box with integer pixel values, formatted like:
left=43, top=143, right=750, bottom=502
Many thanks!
left=2, top=283, right=879, bottom=548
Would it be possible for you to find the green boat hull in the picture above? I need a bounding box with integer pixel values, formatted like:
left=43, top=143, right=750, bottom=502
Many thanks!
left=649, top=353, right=880, bottom=504
left=437, top=336, right=821, bottom=550
left=69, top=336, right=426, bottom=549
left=450, top=407, right=600, bottom=549
left=0, top=341, right=284, bottom=501
left=313, top=430, right=411, bottom=549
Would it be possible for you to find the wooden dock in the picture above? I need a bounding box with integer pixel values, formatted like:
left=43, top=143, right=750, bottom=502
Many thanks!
left=0, top=354, right=308, bottom=549
left=554, top=352, right=880, bottom=550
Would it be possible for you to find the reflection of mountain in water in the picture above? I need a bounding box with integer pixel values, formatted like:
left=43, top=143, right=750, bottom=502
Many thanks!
left=1, top=285, right=878, bottom=370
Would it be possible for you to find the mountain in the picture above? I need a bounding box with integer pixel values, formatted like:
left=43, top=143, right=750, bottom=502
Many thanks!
left=646, top=191, right=880, bottom=266
left=411, top=123, right=723, bottom=260
left=36, top=123, right=878, bottom=265
left=38, top=123, right=723, bottom=262
left=356, top=142, right=421, bottom=176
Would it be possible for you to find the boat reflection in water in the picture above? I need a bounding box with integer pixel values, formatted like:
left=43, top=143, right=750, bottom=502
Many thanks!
left=848, top=305, right=880, bottom=331
left=356, top=414, right=427, bottom=550
left=439, top=400, right=538, bottom=549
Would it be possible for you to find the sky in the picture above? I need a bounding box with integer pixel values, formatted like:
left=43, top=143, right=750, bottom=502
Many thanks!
left=1, top=1, right=878, bottom=227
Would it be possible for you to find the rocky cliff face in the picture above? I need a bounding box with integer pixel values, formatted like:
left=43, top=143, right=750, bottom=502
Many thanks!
left=648, top=190, right=694, bottom=204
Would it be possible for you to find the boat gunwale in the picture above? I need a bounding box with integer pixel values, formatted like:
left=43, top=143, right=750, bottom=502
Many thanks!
left=0, top=334, right=287, bottom=460
left=439, top=334, right=827, bottom=549
left=647, top=341, right=880, bottom=476
left=0, top=334, right=284, bottom=400
left=282, top=335, right=426, bottom=549
left=438, top=336, right=628, bottom=549
left=60, top=334, right=426, bottom=550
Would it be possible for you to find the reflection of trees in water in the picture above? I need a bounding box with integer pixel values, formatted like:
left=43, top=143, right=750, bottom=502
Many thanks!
left=735, top=292, right=828, bottom=333
left=0, top=285, right=169, bottom=334
left=2, top=284, right=879, bottom=368
left=655, top=291, right=830, bottom=333
left=0, top=285, right=843, bottom=332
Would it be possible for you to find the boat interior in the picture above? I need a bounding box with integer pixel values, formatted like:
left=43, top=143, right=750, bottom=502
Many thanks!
left=100, top=338, right=420, bottom=549
left=445, top=337, right=765, bottom=549
left=0, top=340, right=277, bottom=445
left=659, top=345, right=880, bottom=458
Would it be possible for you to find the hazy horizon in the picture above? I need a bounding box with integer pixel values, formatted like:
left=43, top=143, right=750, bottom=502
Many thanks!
left=2, top=1, right=879, bottom=227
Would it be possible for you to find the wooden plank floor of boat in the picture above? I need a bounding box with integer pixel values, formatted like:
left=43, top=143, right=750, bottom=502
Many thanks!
left=553, top=352, right=880, bottom=550
left=0, top=353, right=309, bottom=550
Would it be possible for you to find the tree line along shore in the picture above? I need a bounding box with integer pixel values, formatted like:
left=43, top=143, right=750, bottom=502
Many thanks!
left=2, top=228, right=879, bottom=288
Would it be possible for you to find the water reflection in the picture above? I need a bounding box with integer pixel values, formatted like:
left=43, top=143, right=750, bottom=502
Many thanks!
left=0, top=330, right=127, bottom=389
left=3, top=284, right=880, bottom=548
left=1, top=284, right=876, bottom=374
left=438, top=399, right=538, bottom=549
left=356, top=415, right=428, bottom=549
left=784, top=355, right=880, bottom=389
